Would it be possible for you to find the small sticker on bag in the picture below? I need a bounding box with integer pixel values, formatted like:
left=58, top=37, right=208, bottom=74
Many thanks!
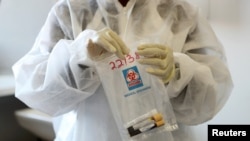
left=122, top=66, right=143, bottom=91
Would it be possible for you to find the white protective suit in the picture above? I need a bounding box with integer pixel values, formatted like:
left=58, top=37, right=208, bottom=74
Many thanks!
left=12, top=0, right=233, bottom=141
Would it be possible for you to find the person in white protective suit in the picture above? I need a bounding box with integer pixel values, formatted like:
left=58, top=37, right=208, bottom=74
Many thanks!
left=12, top=0, right=233, bottom=140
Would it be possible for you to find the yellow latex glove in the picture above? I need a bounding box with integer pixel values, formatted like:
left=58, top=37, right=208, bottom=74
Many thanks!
left=136, top=44, right=175, bottom=84
left=87, top=28, right=130, bottom=60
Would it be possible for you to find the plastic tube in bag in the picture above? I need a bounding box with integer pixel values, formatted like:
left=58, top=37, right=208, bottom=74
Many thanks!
left=94, top=47, right=178, bottom=141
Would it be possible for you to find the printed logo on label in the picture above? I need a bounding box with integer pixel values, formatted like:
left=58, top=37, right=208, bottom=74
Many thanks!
left=122, top=66, right=143, bottom=91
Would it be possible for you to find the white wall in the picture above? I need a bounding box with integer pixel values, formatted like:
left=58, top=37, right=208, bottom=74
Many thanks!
left=209, top=0, right=250, bottom=24
left=0, top=0, right=55, bottom=72
left=192, top=0, right=250, bottom=140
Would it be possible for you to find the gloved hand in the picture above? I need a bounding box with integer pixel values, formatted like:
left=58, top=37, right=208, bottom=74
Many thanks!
left=87, top=28, right=130, bottom=60
left=136, top=44, right=175, bottom=84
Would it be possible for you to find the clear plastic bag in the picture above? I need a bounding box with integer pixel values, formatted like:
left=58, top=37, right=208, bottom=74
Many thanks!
left=94, top=47, right=178, bottom=141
